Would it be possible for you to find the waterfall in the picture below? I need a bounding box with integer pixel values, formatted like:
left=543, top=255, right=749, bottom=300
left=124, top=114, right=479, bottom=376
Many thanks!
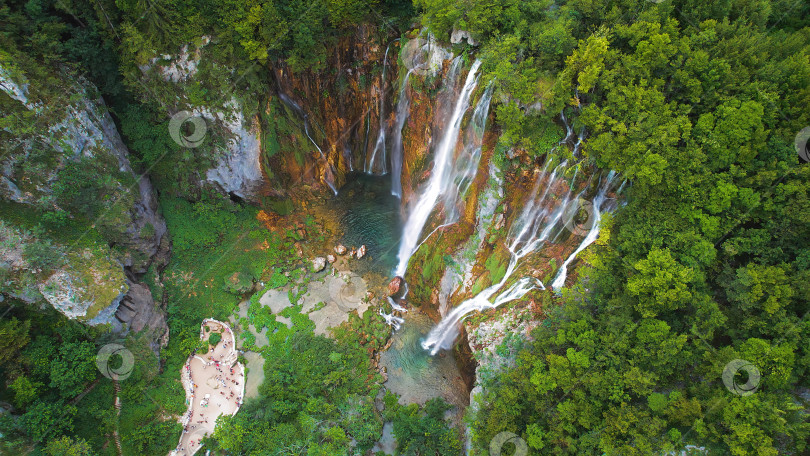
left=420, top=164, right=577, bottom=355
left=390, top=70, right=412, bottom=198
left=278, top=93, right=338, bottom=195
left=441, top=83, right=494, bottom=225
left=560, top=110, right=574, bottom=144
left=344, top=144, right=354, bottom=172
left=379, top=308, right=404, bottom=330
left=366, top=42, right=393, bottom=175
left=572, top=127, right=586, bottom=156
left=278, top=93, right=304, bottom=118
left=394, top=59, right=482, bottom=277
left=420, top=161, right=616, bottom=355
left=550, top=171, right=618, bottom=289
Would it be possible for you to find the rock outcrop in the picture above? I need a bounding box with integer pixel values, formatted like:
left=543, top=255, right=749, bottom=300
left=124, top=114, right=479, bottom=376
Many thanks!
left=0, top=60, right=168, bottom=338
left=115, top=282, right=169, bottom=350
left=311, top=257, right=327, bottom=273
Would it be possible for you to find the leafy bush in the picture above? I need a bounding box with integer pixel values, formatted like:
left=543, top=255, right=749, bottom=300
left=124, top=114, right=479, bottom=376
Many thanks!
left=22, top=240, right=62, bottom=271
left=383, top=392, right=461, bottom=455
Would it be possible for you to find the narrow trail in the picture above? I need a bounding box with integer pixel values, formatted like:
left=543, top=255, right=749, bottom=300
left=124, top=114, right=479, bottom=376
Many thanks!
left=113, top=379, right=122, bottom=456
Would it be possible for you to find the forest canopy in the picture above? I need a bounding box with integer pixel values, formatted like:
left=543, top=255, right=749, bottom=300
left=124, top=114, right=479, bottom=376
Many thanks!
left=0, top=0, right=808, bottom=454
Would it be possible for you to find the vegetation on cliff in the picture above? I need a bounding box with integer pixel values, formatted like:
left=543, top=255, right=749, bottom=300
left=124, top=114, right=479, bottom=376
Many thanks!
left=409, top=0, right=810, bottom=454
left=1, top=0, right=809, bottom=455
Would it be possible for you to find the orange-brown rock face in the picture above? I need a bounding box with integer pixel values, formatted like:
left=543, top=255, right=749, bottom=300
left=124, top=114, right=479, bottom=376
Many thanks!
left=262, top=25, right=402, bottom=193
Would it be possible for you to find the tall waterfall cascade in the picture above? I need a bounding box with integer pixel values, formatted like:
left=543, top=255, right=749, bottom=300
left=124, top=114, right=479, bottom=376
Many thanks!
left=421, top=162, right=621, bottom=354
left=394, top=58, right=484, bottom=277
left=390, top=70, right=412, bottom=198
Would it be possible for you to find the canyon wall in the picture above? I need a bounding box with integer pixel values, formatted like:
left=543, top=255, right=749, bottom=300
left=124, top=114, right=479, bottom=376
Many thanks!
left=0, top=60, right=169, bottom=345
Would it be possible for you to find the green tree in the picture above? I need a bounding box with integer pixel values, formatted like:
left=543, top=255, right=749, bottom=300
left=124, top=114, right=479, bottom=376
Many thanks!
left=49, top=341, right=98, bottom=398
left=44, top=435, right=94, bottom=456
left=0, top=318, right=31, bottom=366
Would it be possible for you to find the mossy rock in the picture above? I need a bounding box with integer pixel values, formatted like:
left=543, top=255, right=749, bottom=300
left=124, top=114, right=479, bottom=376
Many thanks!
left=224, top=271, right=254, bottom=295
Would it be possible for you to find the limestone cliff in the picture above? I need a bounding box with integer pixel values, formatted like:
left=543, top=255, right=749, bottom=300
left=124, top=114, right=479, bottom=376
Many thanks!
left=0, top=59, right=168, bottom=341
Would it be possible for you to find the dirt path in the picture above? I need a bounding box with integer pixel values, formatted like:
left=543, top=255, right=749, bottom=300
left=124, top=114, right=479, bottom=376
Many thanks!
left=169, top=319, right=245, bottom=456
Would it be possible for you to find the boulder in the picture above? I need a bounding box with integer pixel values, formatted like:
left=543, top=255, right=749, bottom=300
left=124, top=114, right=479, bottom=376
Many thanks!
left=115, top=282, right=169, bottom=352
left=388, top=276, right=404, bottom=297
left=311, top=257, right=327, bottom=273
left=326, top=254, right=336, bottom=263
left=335, top=244, right=347, bottom=255
left=450, top=29, right=478, bottom=46
left=356, top=245, right=367, bottom=259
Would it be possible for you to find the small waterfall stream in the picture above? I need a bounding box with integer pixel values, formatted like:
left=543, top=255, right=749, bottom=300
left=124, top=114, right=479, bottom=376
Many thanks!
left=394, top=59, right=483, bottom=277
left=278, top=93, right=338, bottom=195
left=366, top=42, right=394, bottom=175
left=390, top=70, right=413, bottom=198
left=551, top=171, right=618, bottom=289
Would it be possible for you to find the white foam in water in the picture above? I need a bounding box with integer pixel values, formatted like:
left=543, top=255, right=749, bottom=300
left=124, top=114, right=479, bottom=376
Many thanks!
left=379, top=308, right=405, bottom=330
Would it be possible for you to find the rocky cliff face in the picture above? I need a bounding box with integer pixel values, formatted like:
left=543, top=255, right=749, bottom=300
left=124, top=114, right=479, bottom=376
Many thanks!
left=266, top=24, right=399, bottom=190
left=139, top=26, right=446, bottom=203
left=0, top=60, right=168, bottom=342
